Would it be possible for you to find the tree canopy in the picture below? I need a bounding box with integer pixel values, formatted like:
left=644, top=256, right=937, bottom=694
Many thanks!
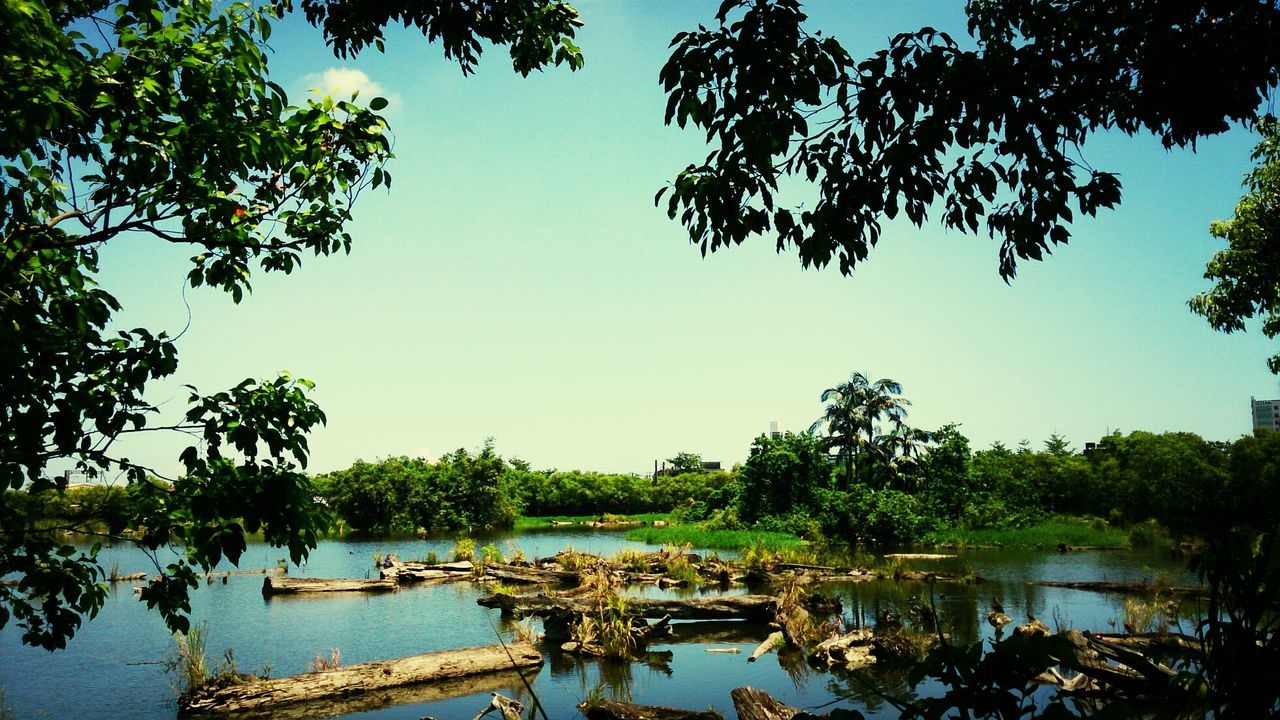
left=658, top=0, right=1280, bottom=369
left=0, top=0, right=581, bottom=649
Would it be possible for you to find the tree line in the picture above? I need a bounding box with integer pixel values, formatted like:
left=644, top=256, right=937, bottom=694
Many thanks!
left=313, top=416, right=1278, bottom=547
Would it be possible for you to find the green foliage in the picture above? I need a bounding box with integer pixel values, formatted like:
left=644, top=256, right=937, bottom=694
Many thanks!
left=915, top=424, right=972, bottom=521
left=610, top=549, right=648, bottom=572
left=623, top=526, right=803, bottom=553
left=664, top=452, right=703, bottom=473
left=298, top=0, right=585, bottom=75
left=554, top=547, right=595, bottom=572
left=736, top=431, right=831, bottom=524
left=480, top=543, right=504, bottom=565
left=172, top=623, right=210, bottom=694
left=659, top=0, right=1273, bottom=283
left=451, top=538, right=476, bottom=562
left=922, top=517, right=1130, bottom=550
left=810, top=372, right=929, bottom=489
left=320, top=441, right=517, bottom=534
left=0, top=0, right=582, bottom=650
left=664, top=550, right=699, bottom=585
left=509, top=467, right=735, bottom=517
left=1191, top=115, right=1280, bottom=373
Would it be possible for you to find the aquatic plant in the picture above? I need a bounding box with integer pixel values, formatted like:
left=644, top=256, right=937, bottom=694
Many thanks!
left=556, top=547, right=597, bottom=573
left=665, top=554, right=699, bottom=585
left=451, top=538, right=476, bottom=562
left=481, top=543, right=505, bottom=565
left=172, top=623, right=209, bottom=692
left=596, top=595, right=637, bottom=659
left=611, top=548, right=648, bottom=572
left=307, top=648, right=342, bottom=672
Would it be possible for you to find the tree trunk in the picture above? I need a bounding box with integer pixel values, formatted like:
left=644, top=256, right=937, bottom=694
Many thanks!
left=181, top=641, right=542, bottom=716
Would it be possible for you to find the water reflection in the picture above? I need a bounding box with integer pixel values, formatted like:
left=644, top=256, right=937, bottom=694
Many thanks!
left=0, top=530, right=1192, bottom=720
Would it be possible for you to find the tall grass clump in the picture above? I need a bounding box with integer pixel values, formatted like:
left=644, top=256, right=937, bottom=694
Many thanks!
left=664, top=548, right=699, bottom=585
left=480, top=543, right=504, bottom=565
left=308, top=648, right=341, bottom=672
left=172, top=623, right=210, bottom=693
left=555, top=546, right=597, bottom=572
left=611, top=548, right=648, bottom=572
left=451, top=537, right=476, bottom=562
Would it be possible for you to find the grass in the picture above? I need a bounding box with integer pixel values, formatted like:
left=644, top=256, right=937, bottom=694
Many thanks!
left=491, top=582, right=521, bottom=596
left=307, top=648, right=341, bottom=672
left=173, top=623, right=210, bottom=692
left=624, top=525, right=805, bottom=552
left=514, top=513, right=671, bottom=531
left=451, top=537, right=476, bottom=561
left=921, top=517, right=1130, bottom=550
left=555, top=546, right=598, bottom=572
left=610, top=548, right=649, bottom=571
left=480, top=543, right=505, bottom=564
left=665, top=552, right=700, bottom=584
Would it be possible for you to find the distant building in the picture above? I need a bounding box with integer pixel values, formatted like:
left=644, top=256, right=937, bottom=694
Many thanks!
left=769, top=420, right=782, bottom=439
left=1253, top=397, right=1280, bottom=432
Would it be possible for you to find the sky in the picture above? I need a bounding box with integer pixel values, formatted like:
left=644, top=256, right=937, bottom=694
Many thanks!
left=92, top=1, right=1280, bottom=477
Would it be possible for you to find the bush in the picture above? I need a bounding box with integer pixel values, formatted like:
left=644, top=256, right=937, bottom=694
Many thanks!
left=451, top=538, right=476, bottom=561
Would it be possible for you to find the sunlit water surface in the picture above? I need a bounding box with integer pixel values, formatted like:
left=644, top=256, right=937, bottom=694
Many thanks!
left=0, top=528, right=1195, bottom=719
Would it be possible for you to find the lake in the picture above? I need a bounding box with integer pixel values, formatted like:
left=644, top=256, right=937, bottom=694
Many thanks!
left=0, top=528, right=1195, bottom=719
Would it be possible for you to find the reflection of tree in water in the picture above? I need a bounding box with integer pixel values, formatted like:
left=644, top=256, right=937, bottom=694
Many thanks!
left=834, top=579, right=990, bottom=646
left=826, top=664, right=921, bottom=716
left=777, top=647, right=814, bottom=691
left=595, top=658, right=634, bottom=703
left=571, top=652, right=677, bottom=705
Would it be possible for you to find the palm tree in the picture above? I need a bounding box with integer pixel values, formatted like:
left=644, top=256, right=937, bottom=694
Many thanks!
left=811, top=371, right=922, bottom=488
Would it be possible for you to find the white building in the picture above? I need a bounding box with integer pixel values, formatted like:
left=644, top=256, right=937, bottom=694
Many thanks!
left=1252, top=397, right=1280, bottom=432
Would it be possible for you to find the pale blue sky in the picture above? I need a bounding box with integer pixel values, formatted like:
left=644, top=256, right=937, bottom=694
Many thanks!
left=96, top=1, right=1279, bottom=476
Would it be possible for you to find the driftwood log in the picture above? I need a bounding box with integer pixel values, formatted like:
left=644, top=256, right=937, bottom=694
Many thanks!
left=731, top=687, right=853, bottom=720
left=809, top=629, right=875, bottom=670
left=730, top=687, right=804, bottom=720
left=485, top=563, right=578, bottom=585
left=577, top=699, right=722, bottom=720
left=1028, top=580, right=1205, bottom=598
left=381, top=560, right=474, bottom=584
left=206, top=567, right=285, bottom=579
left=180, top=640, right=542, bottom=716
left=748, top=631, right=784, bottom=662
left=472, top=692, right=524, bottom=720
left=477, top=593, right=778, bottom=621
left=261, top=577, right=396, bottom=595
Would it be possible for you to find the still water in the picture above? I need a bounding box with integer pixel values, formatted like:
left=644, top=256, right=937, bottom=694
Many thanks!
left=0, top=529, right=1193, bottom=720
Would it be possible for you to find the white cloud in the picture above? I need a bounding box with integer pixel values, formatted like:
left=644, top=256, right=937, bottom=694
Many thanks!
left=302, top=67, right=400, bottom=110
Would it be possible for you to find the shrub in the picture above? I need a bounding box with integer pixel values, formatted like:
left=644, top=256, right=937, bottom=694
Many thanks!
left=451, top=538, right=476, bottom=562
left=1128, top=519, right=1168, bottom=548
left=480, top=543, right=504, bottom=565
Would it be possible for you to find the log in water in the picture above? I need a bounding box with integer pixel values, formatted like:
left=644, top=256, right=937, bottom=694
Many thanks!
left=261, top=576, right=397, bottom=595
left=180, top=640, right=543, bottom=716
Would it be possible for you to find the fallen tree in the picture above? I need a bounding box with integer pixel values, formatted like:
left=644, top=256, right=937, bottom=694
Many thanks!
left=1028, top=579, right=1205, bottom=598
left=261, top=577, right=396, bottom=595
left=180, top=640, right=543, bottom=716
left=577, top=698, right=722, bottom=720
left=477, top=593, right=778, bottom=621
